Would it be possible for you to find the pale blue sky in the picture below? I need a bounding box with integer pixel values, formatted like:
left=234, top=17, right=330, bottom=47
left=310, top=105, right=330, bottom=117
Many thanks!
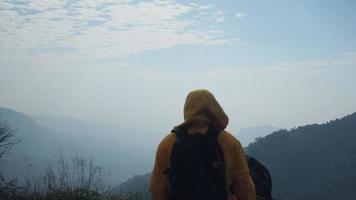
left=127, top=0, right=356, bottom=69
left=1, top=0, right=356, bottom=136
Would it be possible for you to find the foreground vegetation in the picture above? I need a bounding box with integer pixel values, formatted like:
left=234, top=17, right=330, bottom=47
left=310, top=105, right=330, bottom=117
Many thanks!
left=0, top=155, right=143, bottom=200
left=0, top=118, right=143, bottom=200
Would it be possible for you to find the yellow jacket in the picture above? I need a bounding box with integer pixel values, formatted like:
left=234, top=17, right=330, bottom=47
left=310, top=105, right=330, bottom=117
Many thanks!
left=150, top=89, right=256, bottom=200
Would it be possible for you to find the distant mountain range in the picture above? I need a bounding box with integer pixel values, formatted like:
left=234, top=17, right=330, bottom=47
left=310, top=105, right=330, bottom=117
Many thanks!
left=0, top=107, right=157, bottom=184
left=0, top=107, right=279, bottom=184
left=115, top=112, right=356, bottom=200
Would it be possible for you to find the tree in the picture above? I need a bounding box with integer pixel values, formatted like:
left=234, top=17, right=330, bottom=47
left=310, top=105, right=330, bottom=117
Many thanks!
left=0, top=116, right=19, bottom=198
left=0, top=117, right=17, bottom=161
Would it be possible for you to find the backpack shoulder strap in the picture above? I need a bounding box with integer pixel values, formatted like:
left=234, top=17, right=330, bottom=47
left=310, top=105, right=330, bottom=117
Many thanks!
left=206, top=126, right=228, bottom=199
left=206, top=126, right=224, bottom=168
left=171, top=127, right=188, bottom=139
left=207, top=126, right=222, bottom=140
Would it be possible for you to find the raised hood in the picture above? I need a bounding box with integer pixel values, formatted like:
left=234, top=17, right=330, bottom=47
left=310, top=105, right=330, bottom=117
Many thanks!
left=176, top=89, right=229, bottom=130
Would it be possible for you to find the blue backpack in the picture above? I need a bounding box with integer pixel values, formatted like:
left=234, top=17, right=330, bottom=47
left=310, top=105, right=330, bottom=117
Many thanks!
left=164, top=127, right=228, bottom=200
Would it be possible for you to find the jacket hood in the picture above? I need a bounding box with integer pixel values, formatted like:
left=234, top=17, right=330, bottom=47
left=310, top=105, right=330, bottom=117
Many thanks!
left=176, top=89, right=229, bottom=129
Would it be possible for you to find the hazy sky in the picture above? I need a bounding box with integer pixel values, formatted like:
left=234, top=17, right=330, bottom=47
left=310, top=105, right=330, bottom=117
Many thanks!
left=1, top=0, right=356, bottom=135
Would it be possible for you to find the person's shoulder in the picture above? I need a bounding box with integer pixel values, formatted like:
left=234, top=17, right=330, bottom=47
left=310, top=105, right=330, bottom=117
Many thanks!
left=218, top=130, right=246, bottom=161
left=219, top=129, right=243, bottom=148
left=157, top=131, right=177, bottom=151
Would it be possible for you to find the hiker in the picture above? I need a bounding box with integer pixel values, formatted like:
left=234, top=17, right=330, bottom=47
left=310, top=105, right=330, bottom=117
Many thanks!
left=150, top=89, right=256, bottom=200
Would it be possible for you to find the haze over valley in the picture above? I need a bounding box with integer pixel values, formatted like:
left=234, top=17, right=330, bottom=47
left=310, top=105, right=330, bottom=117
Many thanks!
left=1, top=0, right=356, bottom=199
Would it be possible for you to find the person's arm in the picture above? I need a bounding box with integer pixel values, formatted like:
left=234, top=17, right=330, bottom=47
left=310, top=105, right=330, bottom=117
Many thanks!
left=230, top=140, right=256, bottom=200
left=150, top=140, right=169, bottom=200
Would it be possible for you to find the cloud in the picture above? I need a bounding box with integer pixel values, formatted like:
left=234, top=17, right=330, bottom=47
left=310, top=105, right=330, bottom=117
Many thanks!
left=0, top=0, right=230, bottom=65
left=216, top=16, right=225, bottom=22
left=235, top=12, right=244, bottom=18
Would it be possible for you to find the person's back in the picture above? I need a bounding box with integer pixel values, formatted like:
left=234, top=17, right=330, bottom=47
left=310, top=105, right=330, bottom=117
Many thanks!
left=150, top=89, right=256, bottom=200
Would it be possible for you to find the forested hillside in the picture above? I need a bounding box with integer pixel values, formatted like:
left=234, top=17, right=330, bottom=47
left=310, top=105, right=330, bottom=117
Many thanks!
left=246, top=112, right=356, bottom=199
left=235, top=125, right=280, bottom=147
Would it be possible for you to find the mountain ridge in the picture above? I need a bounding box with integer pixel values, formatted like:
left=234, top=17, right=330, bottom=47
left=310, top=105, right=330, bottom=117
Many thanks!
left=235, top=125, right=280, bottom=147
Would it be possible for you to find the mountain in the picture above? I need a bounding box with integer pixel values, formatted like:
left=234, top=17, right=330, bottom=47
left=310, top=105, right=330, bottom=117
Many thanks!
left=116, top=172, right=151, bottom=200
left=0, top=107, right=156, bottom=184
left=115, top=113, right=356, bottom=200
left=235, top=125, right=280, bottom=147
left=0, top=107, right=68, bottom=159
left=246, top=113, right=356, bottom=199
